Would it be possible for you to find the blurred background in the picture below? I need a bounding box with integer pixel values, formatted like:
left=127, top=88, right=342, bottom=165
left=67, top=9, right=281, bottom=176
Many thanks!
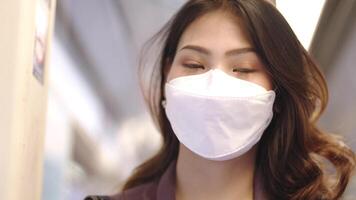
left=41, top=0, right=356, bottom=199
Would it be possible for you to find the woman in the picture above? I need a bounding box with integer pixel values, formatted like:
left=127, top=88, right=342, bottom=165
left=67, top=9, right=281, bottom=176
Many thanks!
left=86, top=0, right=355, bottom=199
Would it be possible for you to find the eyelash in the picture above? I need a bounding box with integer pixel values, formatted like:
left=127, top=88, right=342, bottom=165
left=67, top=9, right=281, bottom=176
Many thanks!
left=233, top=67, right=256, bottom=74
left=182, top=63, right=205, bottom=69
left=183, top=63, right=256, bottom=74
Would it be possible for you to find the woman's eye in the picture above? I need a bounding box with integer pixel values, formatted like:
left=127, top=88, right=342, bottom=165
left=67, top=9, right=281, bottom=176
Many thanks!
left=182, top=63, right=205, bottom=69
left=232, top=67, right=256, bottom=74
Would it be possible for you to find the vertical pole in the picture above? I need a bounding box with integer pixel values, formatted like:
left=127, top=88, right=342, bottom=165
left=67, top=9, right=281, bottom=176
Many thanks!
left=0, top=0, right=56, bottom=199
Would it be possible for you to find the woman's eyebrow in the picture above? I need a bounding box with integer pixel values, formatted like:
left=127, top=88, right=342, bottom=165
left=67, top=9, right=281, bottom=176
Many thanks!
left=225, top=47, right=256, bottom=56
left=178, top=45, right=256, bottom=56
left=178, top=45, right=211, bottom=55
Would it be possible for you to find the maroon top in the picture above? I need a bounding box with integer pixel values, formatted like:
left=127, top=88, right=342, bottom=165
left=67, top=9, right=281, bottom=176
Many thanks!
left=85, top=160, right=267, bottom=200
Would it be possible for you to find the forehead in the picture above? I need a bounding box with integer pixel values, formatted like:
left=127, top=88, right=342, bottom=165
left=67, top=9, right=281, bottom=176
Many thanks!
left=177, top=10, right=253, bottom=51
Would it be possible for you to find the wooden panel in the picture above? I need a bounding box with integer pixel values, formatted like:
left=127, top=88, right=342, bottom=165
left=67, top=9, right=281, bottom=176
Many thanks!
left=0, top=0, right=56, bottom=199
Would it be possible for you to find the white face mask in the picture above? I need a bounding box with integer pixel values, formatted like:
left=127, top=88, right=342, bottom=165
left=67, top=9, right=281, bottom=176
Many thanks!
left=164, top=69, right=275, bottom=161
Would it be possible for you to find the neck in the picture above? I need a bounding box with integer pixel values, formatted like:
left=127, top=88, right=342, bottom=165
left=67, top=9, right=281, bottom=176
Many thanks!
left=175, top=144, right=257, bottom=200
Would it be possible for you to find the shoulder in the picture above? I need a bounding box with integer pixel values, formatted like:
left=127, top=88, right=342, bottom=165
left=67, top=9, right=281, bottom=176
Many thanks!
left=112, top=182, right=158, bottom=200
left=85, top=181, right=158, bottom=200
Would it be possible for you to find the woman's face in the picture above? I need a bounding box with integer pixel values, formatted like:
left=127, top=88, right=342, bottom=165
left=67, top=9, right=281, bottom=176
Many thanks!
left=167, top=10, right=273, bottom=91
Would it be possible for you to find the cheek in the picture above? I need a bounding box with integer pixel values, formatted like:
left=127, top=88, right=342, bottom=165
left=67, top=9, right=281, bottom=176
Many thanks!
left=166, top=60, right=190, bottom=82
left=166, top=65, right=179, bottom=82
left=248, top=73, right=273, bottom=91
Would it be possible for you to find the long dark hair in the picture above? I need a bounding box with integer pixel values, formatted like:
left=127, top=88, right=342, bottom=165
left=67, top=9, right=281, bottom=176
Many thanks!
left=123, top=0, right=355, bottom=199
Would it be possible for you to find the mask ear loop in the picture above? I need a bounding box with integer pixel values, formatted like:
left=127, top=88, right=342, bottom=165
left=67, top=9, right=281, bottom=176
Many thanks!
left=161, top=99, right=167, bottom=109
